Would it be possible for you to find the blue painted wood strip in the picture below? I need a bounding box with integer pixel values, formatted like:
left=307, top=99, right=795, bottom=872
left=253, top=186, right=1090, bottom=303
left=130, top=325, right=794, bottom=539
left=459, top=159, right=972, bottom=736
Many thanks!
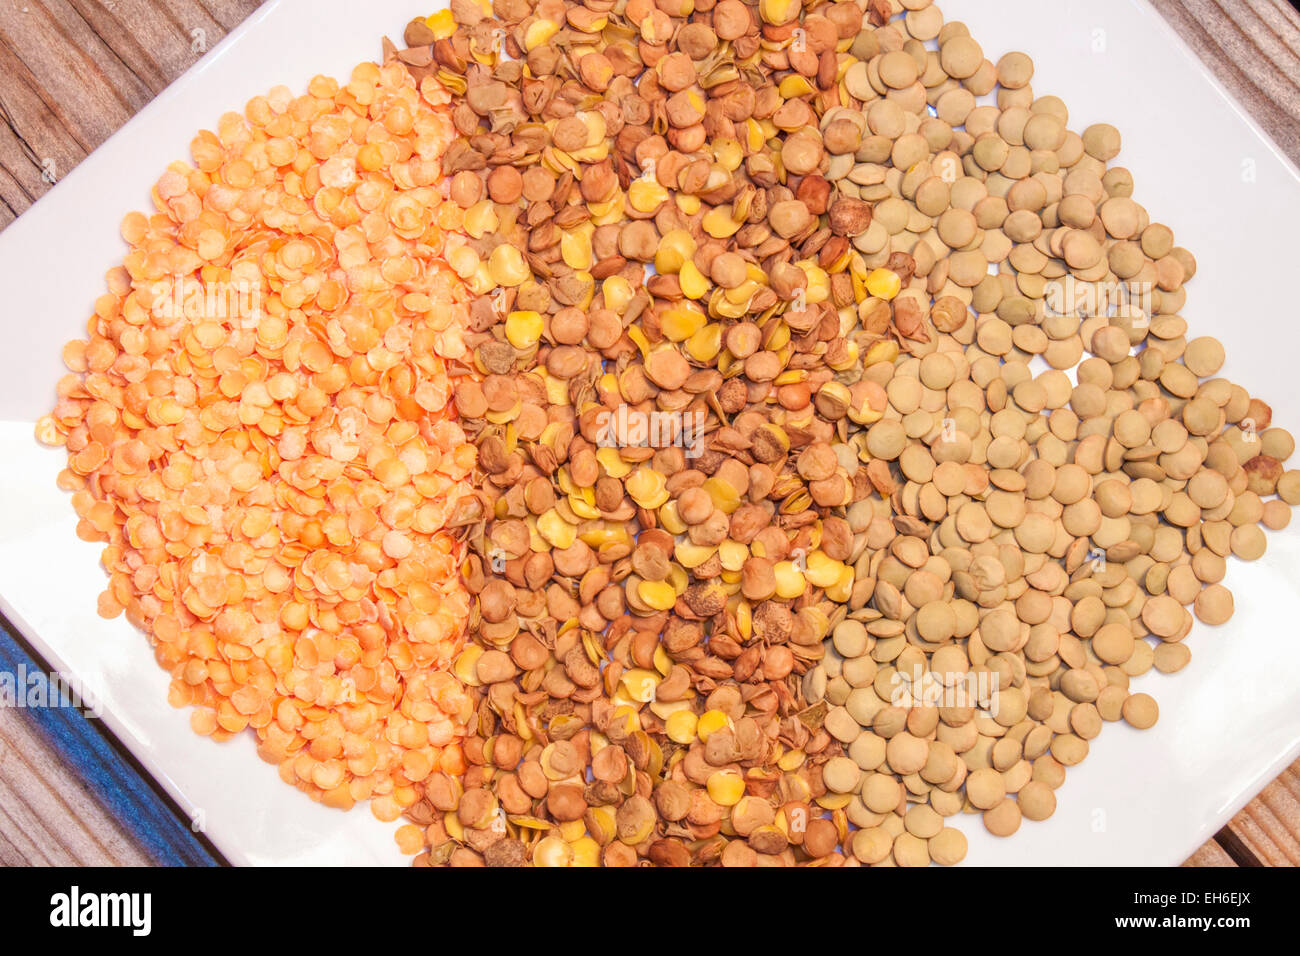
left=0, top=618, right=223, bottom=867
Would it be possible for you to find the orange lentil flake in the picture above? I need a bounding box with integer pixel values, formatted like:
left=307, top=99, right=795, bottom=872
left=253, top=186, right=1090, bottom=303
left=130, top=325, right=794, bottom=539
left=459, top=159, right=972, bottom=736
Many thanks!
left=35, top=62, right=481, bottom=820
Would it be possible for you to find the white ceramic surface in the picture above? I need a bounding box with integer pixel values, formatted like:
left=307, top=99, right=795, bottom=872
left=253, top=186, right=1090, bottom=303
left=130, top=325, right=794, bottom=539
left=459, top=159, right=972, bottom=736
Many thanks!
left=0, top=0, right=1298, bottom=866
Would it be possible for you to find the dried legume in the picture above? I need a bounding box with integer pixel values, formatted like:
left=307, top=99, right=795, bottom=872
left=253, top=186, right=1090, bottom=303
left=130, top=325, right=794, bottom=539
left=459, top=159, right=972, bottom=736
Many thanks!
left=39, top=63, right=479, bottom=820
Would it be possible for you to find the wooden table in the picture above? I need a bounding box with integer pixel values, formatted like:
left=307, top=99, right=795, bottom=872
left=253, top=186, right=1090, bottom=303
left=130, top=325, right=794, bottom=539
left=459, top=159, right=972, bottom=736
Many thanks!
left=1, top=0, right=1298, bottom=866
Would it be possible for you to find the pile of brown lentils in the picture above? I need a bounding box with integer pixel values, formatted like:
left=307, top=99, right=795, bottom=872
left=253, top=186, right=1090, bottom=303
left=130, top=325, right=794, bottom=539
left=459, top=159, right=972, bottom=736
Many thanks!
left=386, top=0, right=1300, bottom=866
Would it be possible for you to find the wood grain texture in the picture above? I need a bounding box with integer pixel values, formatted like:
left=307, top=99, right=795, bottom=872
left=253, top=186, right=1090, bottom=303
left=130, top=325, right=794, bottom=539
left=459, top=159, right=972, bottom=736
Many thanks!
left=0, top=624, right=223, bottom=866
left=0, top=0, right=1298, bottom=866
left=1182, top=838, right=1239, bottom=867
left=1147, top=0, right=1300, bottom=164
left=0, top=705, right=151, bottom=866
left=0, top=0, right=264, bottom=228
left=1223, top=766, right=1300, bottom=865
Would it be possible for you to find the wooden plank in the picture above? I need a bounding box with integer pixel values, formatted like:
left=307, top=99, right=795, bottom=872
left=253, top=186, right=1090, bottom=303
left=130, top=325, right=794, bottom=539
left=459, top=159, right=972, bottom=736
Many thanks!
left=58, top=0, right=179, bottom=95
left=1182, top=839, right=1238, bottom=867
left=0, top=831, right=33, bottom=866
left=190, top=0, right=267, bottom=29
left=1222, top=765, right=1300, bottom=866
left=0, top=708, right=153, bottom=865
left=0, top=144, right=33, bottom=223
left=0, top=818, right=55, bottom=866
left=0, top=36, right=93, bottom=197
left=39, top=1, right=163, bottom=106
left=0, top=624, right=221, bottom=865
left=0, top=0, right=262, bottom=215
left=0, top=2, right=143, bottom=149
left=96, top=0, right=232, bottom=85
left=1147, top=0, right=1300, bottom=165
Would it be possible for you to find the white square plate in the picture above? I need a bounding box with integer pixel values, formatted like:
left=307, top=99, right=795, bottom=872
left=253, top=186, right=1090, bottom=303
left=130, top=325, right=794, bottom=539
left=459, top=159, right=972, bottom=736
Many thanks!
left=1, top=0, right=1298, bottom=866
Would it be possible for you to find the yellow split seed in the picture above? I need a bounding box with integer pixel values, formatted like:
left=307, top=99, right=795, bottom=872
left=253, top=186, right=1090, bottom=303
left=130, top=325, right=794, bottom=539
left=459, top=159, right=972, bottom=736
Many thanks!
left=637, top=579, right=678, bottom=610
left=866, top=268, right=902, bottom=300
left=505, top=310, right=544, bottom=349
left=679, top=260, right=708, bottom=299
left=665, top=710, right=699, bottom=744
left=696, top=709, right=732, bottom=742
left=707, top=770, right=746, bottom=806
